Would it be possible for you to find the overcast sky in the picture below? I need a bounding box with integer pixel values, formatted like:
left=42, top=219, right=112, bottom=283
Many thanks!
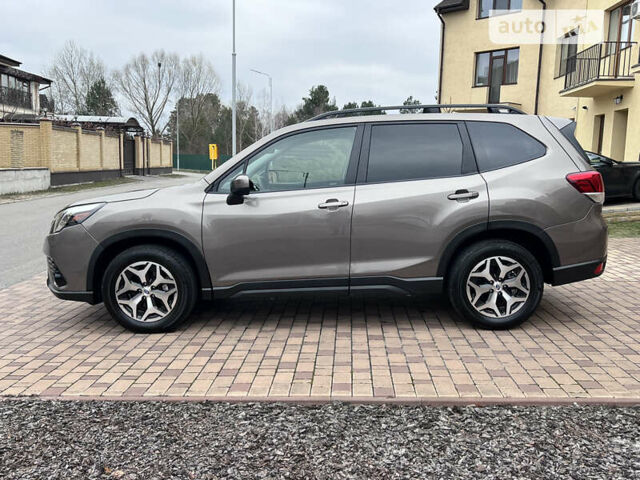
left=2, top=0, right=441, bottom=112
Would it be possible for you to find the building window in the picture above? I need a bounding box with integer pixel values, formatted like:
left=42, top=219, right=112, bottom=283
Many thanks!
left=607, top=2, right=636, bottom=54
left=556, top=29, right=578, bottom=78
left=478, top=0, right=522, bottom=19
left=474, top=48, right=519, bottom=87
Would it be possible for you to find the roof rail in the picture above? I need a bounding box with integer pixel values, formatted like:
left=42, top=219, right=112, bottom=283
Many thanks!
left=307, top=103, right=526, bottom=121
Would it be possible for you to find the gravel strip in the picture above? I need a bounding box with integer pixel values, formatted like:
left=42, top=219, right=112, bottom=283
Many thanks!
left=1, top=399, right=639, bottom=479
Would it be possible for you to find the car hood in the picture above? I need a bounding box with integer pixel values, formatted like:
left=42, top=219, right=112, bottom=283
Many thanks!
left=69, top=188, right=159, bottom=207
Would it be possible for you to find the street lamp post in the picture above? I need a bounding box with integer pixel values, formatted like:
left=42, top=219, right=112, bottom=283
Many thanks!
left=175, top=101, right=180, bottom=170
left=231, top=0, right=237, bottom=156
left=250, top=69, right=273, bottom=134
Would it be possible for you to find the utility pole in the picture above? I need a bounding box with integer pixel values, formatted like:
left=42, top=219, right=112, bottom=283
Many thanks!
left=250, top=69, right=273, bottom=134
left=231, top=0, right=237, bottom=156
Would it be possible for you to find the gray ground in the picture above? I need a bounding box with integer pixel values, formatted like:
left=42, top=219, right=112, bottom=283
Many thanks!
left=0, top=399, right=639, bottom=480
left=0, top=173, right=202, bottom=289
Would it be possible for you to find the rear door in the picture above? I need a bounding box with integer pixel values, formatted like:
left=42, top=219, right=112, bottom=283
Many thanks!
left=349, top=121, right=489, bottom=286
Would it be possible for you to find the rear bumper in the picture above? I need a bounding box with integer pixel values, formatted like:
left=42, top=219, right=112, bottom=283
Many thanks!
left=550, top=257, right=606, bottom=286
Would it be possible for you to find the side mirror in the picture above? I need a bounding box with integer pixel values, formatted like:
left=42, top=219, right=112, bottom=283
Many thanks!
left=230, top=174, right=251, bottom=196
left=227, top=174, right=251, bottom=205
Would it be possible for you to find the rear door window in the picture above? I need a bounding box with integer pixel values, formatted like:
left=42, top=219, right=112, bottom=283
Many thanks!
left=366, top=123, right=464, bottom=183
left=466, top=121, right=546, bottom=172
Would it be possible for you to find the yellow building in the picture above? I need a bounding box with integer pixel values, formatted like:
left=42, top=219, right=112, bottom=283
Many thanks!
left=435, top=0, right=640, bottom=162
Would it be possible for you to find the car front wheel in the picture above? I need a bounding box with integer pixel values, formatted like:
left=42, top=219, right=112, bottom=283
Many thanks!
left=447, top=240, right=544, bottom=329
left=102, top=245, right=198, bottom=333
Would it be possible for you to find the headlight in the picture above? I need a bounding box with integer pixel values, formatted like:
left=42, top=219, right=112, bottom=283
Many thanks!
left=51, top=203, right=105, bottom=233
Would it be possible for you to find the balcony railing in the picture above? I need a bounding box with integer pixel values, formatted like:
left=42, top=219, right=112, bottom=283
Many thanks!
left=0, top=86, right=33, bottom=110
left=563, top=41, right=637, bottom=92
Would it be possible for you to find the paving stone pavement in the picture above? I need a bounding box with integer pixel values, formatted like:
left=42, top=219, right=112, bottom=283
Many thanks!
left=0, top=238, right=639, bottom=402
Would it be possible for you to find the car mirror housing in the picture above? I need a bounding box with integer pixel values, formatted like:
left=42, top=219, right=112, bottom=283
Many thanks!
left=230, top=175, right=251, bottom=196
left=227, top=174, right=251, bottom=205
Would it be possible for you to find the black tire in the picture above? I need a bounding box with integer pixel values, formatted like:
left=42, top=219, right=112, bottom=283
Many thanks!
left=633, top=179, right=640, bottom=201
left=101, top=245, right=198, bottom=333
left=447, top=240, right=544, bottom=329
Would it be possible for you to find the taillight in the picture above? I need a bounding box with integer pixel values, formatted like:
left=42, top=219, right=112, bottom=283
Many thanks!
left=566, top=171, right=604, bottom=203
left=594, top=262, right=604, bottom=276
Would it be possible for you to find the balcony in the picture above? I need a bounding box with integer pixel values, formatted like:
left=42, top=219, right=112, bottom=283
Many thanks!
left=0, top=86, right=33, bottom=110
left=560, top=41, right=637, bottom=97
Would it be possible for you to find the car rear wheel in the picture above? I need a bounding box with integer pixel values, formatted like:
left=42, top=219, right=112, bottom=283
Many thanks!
left=102, top=245, right=198, bottom=333
left=447, top=240, right=544, bottom=329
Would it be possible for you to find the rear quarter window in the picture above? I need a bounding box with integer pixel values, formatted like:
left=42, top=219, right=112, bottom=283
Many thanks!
left=466, top=121, right=546, bottom=172
left=559, top=122, right=591, bottom=166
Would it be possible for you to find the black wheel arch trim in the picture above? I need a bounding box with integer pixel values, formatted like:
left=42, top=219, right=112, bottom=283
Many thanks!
left=436, top=220, right=561, bottom=278
left=86, top=229, right=212, bottom=293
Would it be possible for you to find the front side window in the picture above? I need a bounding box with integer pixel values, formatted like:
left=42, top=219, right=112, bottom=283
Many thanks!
left=466, top=121, right=546, bottom=172
left=239, top=127, right=356, bottom=193
left=475, top=48, right=519, bottom=86
left=478, top=0, right=522, bottom=19
left=366, top=123, right=464, bottom=183
left=217, top=163, right=244, bottom=193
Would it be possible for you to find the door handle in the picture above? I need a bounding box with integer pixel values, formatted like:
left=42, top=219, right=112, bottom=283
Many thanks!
left=318, top=199, right=349, bottom=209
left=447, top=190, right=479, bottom=201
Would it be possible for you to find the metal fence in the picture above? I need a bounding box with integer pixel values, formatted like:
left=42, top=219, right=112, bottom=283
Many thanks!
left=172, top=153, right=232, bottom=172
left=563, top=41, right=637, bottom=91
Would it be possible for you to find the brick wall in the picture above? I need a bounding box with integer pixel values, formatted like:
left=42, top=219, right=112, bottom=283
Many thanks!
left=0, top=124, right=41, bottom=169
left=51, top=127, right=78, bottom=171
left=0, top=120, right=172, bottom=178
left=104, top=134, right=121, bottom=170
left=80, top=130, right=101, bottom=171
left=134, top=135, right=173, bottom=171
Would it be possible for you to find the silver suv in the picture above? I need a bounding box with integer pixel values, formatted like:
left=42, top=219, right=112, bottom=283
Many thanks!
left=44, top=104, right=608, bottom=333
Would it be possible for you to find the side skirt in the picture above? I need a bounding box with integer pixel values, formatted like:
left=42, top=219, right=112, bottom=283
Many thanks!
left=203, top=276, right=444, bottom=300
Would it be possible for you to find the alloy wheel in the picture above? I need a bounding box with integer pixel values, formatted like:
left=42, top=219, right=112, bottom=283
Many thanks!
left=465, top=256, right=530, bottom=318
left=114, top=261, right=178, bottom=322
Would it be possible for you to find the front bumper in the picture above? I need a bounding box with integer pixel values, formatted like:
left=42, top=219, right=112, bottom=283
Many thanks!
left=43, top=224, right=99, bottom=300
left=47, top=276, right=97, bottom=304
left=550, top=256, right=606, bottom=286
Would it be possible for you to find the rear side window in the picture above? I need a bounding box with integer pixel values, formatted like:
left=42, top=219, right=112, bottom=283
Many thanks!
left=366, top=123, right=463, bottom=182
left=466, top=121, right=546, bottom=172
left=559, top=122, right=590, bottom=165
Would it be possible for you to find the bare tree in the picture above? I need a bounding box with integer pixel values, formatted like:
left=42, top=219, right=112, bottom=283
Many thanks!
left=46, top=40, right=107, bottom=114
left=235, top=84, right=262, bottom=150
left=114, top=50, right=179, bottom=136
left=255, top=89, right=272, bottom=139
left=273, top=105, right=293, bottom=130
left=176, top=54, right=221, bottom=149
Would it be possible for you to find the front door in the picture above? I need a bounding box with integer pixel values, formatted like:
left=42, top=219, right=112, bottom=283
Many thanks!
left=488, top=53, right=505, bottom=103
left=202, top=125, right=362, bottom=293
